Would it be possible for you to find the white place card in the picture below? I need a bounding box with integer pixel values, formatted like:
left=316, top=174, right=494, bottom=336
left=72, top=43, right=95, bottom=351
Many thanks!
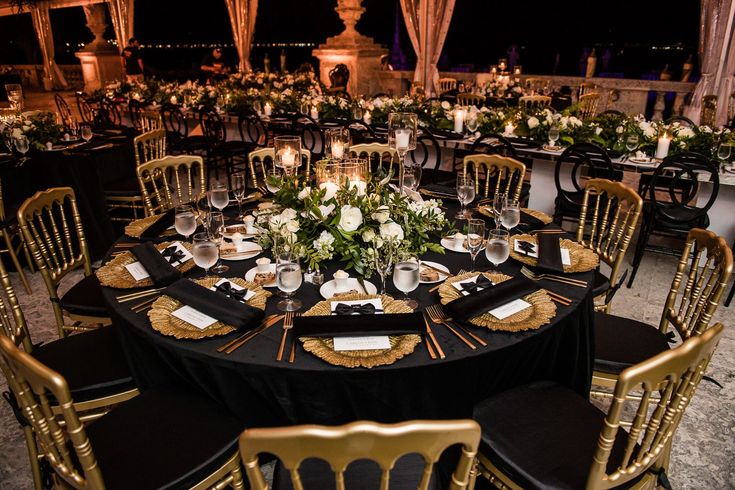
left=125, top=261, right=150, bottom=281
left=333, top=336, right=391, bottom=351
left=211, top=279, right=255, bottom=302
left=488, top=298, right=532, bottom=320
left=171, top=305, right=217, bottom=330
left=452, top=275, right=494, bottom=296
left=330, top=298, right=383, bottom=315
left=513, top=241, right=571, bottom=266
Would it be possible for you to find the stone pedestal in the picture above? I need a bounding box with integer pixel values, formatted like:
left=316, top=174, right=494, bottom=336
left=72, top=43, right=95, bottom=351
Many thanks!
left=312, top=0, right=387, bottom=96
left=75, top=4, right=123, bottom=93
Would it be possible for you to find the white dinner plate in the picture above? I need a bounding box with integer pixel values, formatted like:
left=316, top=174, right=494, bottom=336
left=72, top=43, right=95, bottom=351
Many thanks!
left=223, top=224, right=259, bottom=239
left=320, top=278, right=377, bottom=299
left=244, top=263, right=277, bottom=287
left=419, top=261, right=450, bottom=284
left=220, top=241, right=262, bottom=261
left=441, top=237, right=469, bottom=253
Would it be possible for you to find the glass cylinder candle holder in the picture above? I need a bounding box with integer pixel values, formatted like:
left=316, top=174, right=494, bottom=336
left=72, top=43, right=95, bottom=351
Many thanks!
left=388, top=112, right=418, bottom=191
left=325, top=127, right=351, bottom=160
left=315, top=159, right=342, bottom=201
left=340, top=158, right=368, bottom=196
left=274, top=136, right=301, bottom=175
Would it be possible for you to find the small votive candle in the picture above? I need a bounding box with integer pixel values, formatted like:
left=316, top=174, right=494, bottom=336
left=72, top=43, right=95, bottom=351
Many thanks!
left=504, top=123, right=515, bottom=136
left=264, top=102, right=272, bottom=116
left=395, top=128, right=411, bottom=151
left=281, top=148, right=296, bottom=167
left=332, top=141, right=345, bottom=160
left=363, top=110, right=371, bottom=125
left=310, top=105, right=319, bottom=120
left=170, top=95, right=178, bottom=105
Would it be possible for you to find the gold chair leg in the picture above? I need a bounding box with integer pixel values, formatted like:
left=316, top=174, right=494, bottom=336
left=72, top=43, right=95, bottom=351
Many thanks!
left=1, top=229, right=31, bottom=294
left=23, top=426, right=44, bottom=490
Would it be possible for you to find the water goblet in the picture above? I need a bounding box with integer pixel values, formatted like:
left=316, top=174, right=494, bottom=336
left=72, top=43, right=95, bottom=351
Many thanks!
left=276, top=252, right=303, bottom=311
left=467, top=219, right=486, bottom=272
left=485, top=228, right=510, bottom=272
left=209, top=182, right=229, bottom=211
left=626, top=134, right=639, bottom=158
left=393, top=258, right=420, bottom=310
left=403, top=162, right=422, bottom=192
left=14, top=135, right=29, bottom=165
left=548, top=126, right=560, bottom=147
left=500, top=198, right=521, bottom=231
left=717, top=143, right=732, bottom=171
left=465, top=112, right=479, bottom=134
left=456, top=174, right=475, bottom=219
left=207, top=211, right=229, bottom=274
left=232, top=173, right=247, bottom=219
left=492, top=192, right=507, bottom=229
left=81, top=125, right=93, bottom=143
left=265, top=165, right=283, bottom=194
left=192, top=232, right=218, bottom=278
left=174, top=205, right=197, bottom=242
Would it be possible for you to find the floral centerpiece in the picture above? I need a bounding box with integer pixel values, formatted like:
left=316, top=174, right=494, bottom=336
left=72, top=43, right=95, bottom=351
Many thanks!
left=0, top=111, right=62, bottom=150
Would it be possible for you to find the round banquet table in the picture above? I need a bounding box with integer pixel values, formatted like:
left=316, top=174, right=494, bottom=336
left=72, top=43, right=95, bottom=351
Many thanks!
left=102, top=199, right=594, bottom=427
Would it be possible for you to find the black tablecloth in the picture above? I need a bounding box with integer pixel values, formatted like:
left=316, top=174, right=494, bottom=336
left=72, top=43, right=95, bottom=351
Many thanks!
left=103, top=198, right=594, bottom=427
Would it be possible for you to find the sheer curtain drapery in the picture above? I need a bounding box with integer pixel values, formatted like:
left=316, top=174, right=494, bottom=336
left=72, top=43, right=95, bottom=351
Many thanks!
left=224, top=0, right=258, bottom=72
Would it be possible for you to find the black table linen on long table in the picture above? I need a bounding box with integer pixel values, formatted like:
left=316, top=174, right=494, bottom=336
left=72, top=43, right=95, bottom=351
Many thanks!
left=103, top=195, right=595, bottom=428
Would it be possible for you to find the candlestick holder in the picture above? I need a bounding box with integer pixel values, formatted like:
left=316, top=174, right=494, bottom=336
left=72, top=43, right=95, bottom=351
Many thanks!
left=274, top=136, right=302, bottom=177
left=325, top=127, right=351, bottom=160
left=388, top=112, right=418, bottom=191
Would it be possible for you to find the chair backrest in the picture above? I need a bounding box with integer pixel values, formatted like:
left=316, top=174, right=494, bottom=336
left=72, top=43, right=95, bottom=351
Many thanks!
left=75, top=92, right=96, bottom=124
left=0, top=255, right=32, bottom=352
left=98, top=98, right=122, bottom=128
left=463, top=154, right=526, bottom=200
left=577, top=179, right=642, bottom=290
left=578, top=93, right=599, bottom=120
left=665, top=115, right=696, bottom=128
left=518, top=95, right=551, bottom=112
left=555, top=143, right=616, bottom=208
left=129, top=100, right=162, bottom=132
left=54, top=94, right=72, bottom=123
left=483, top=96, right=508, bottom=109
left=200, top=109, right=227, bottom=149
left=586, top=323, right=724, bottom=490
left=161, top=103, right=190, bottom=144
left=299, top=122, right=325, bottom=158
left=239, top=419, right=481, bottom=490
left=438, top=78, right=457, bottom=94
left=350, top=143, right=397, bottom=177
left=469, top=133, right=518, bottom=159
left=407, top=131, right=442, bottom=171
left=248, top=148, right=311, bottom=189
left=0, top=334, right=105, bottom=489
left=578, top=81, right=597, bottom=99
left=238, top=113, right=268, bottom=147
left=137, top=155, right=207, bottom=215
left=343, top=119, right=377, bottom=144
left=456, top=93, right=485, bottom=107
left=133, top=128, right=167, bottom=166
left=659, top=228, right=732, bottom=340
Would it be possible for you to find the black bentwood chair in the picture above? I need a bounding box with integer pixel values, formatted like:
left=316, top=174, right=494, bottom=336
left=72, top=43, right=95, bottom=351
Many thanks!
left=161, top=103, right=207, bottom=155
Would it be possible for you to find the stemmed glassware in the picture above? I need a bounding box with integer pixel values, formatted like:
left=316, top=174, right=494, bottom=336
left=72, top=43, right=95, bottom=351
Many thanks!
left=485, top=228, right=510, bottom=272
left=3, top=133, right=13, bottom=155
left=500, top=198, right=521, bottom=231
left=81, top=125, right=93, bottom=143
left=374, top=238, right=395, bottom=295
left=192, top=232, right=218, bottom=278
left=209, top=182, right=229, bottom=211
left=393, top=257, right=420, bottom=310
left=492, top=192, right=507, bottom=229
left=274, top=135, right=302, bottom=177
left=717, top=143, right=732, bottom=171
left=326, top=127, right=351, bottom=160
left=174, top=205, right=197, bottom=242
left=276, top=252, right=302, bottom=311
left=456, top=174, right=475, bottom=219
left=467, top=219, right=485, bottom=272
left=465, top=112, right=479, bottom=135
left=207, top=211, right=229, bottom=274
left=14, top=135, right=29, bottom=165
left=265, top=165, right=283, bottom=194
left=388, top=112, right=418, bottom=191
left=232, top=173, right=247, bottom=219
left=625, top=134, right=639, bottom=159
left=402, top=163, right=422, bottom=191
left=548, top=126, right=560, bottom=147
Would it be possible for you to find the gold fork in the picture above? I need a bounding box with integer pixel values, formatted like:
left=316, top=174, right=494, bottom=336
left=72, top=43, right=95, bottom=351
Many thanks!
left=276, top=311, right=295, bottom=361
left=520, top=266, right=587, bottom=288
left=428, top=269, right=467, bottom=293
left=432, top=304, right=488, bottom=347
left=425, top=305, right=476, bottom=350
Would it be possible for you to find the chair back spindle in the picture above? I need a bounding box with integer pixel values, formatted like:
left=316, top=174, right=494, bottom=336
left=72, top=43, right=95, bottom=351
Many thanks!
left=137, top=155, right=207, bottom=215
left=463, top=154, right=526, bottom=200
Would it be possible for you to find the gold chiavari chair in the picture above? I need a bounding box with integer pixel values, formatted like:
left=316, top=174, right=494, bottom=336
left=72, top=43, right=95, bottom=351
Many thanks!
left=17, top=188, right=110, bottom=338
left=700, top=94, right=718, bottom=127
left=248, top=148, right=312, bottom=190
left=0, top=254, right=137, bottom=490
left=579, top=81, right=597, bottom=99
left=239, top=420, right=480, bottom=490
left=130, top=101, right=163, bottom=133
left=578, top=92, right=600, bottom=120
left=456, top=92, right=486, bottom=107
left=576, top=179, right=643, bottom=313
left=0, top=179, right=32, bottom=293
left=438, top=77, right=457, bottom=95
left=518, top=95, right=552, bottom=112
left=473, top=323, right=724, bottom=490
left=350, top=142, right=398, bottom=178
left=592, top=228, right=732, bottom=392
left=105, top=128, right=168, bottom=223
left=0, top=334, right=245, bottom=490
left=137, top=155, right=207, bottom=216
left=463, top=153, right=526, bottom=200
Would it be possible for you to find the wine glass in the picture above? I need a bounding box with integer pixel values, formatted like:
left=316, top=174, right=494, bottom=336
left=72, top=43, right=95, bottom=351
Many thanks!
left=492, top=192, right=507, bottom=229
left=402, top=162, right=422, bottom=191
left=191, top=187, right=209, bottom=227
left=548, top=126, right=560, bottom=147
left=393, top=258, right=420, bottom=310
left=626, top=134, right=639, bottom=159
left=717, top=143, right=732, bottom=171
left=500, top=198, right=521, bottom=231
left=174, top=205, right=197, bottom=242
left=485, top=228, right=510, bottom=272
left=374, top=238, right=395, bottom=295
left=192, top=232, right=218, bottom=278
left=209, top=182, right=229, bottom=211
left=465, top=112, right=479, bottom=135
left=276, top=252, right=302, bottom=311
left=265, top=165, right=283, bottom=194
left=14, top=135, right=29, bottom=165
left=456, top=174, right=475, bottom=219
left=232, top=173, right=247, bottom=220
left=81, top=125, right=93, bottom=143
left=467, top=219, right=486, bottom=272
left=207, top=211, right=229, bottom=274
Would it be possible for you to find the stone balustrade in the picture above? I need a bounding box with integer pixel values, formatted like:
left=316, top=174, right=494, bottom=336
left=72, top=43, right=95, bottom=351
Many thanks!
left=1, top=64, right=83, bottom=90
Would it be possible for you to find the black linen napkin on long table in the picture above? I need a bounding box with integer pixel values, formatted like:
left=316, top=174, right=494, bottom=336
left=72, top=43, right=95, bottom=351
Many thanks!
left=444, top=276, right=538, bottom=323
left=130, top=242, right=182, bottom=286
left=293, top=311, right=424, bottom=338
left=537, top=233, right=564, bottom=273
left=163, top=279, right=264, bottom=330
left=140, top=208, right=177, bottom=240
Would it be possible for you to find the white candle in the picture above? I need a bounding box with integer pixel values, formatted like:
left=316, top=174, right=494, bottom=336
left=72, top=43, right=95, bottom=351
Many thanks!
left=395, top=128, right=411, bottom=151
left=264, top=102, right=272, bottom=116
left=310, top=105, right=319, bottom=120
left=363, top=110, right=371, bottom=125
left=349, top=179, right=367, bottom=196
left=281, top=148, right=296, bottom=167
left=319, top=182, right=340, bottom=201
left=332, top=141, right=344, bottom=160
left=454, top=108, right=465, bottom=134
left=655, top=135, right=670, bottom=159
left=170, top=95, right=178, bottom=105
left=504, top=123, right=515, bottom=136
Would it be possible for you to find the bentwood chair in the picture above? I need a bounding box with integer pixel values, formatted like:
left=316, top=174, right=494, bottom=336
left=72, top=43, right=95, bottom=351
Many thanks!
left=343, top=119, right=378, bottom=144
left=0, top=255, right=137, bottom=490
left=97, top=98, right=123, bottom=129
left=518, top=95, right=552, bottom=112
left=593, top=228, right=731, bottom=392
left=576, top=179, right=643, bottom=313
left=129, top=99, right=163, bottom=132
left=137, top=155, right=207, bottom=216
left=17, top=188, right=110, bottom=338
left=104, top=128, right=167, bottom=223
left=248, top=148, right=311, bottom=190
left=407, top=131, right=443, bottom=180
left=473, top=323, right=725, bottom=490
left=577, top=93, right=600, bottom=120
left=161, top=103, right=207, bottom=155
left=54, top=93, right=73, bottom=123
left=438, top=78, right=458, bottom=95
left=200, top=108, right=248, bottom=187
left=238, top=112, right=269, bottom=149
left=456, top=93, right=486, bottom=107
left=75, top=92, right=97, bottom=125
left=239, top=420, right=480, bottom=490
left=298, top=121, right=326, bottom=160
left=0, top=335, right=245, bottom=490
left=463, top=154, right=526, bottom=201
left=350, top=143, right=397, bottom=178
left=0, top=179, right=31, bottom=293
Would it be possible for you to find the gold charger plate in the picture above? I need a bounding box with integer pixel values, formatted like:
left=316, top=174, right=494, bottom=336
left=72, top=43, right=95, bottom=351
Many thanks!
left=96, top=241, right=196, bottom=289
left=509, top=234, right=599, bottom=273
left=477, top=206, right=552, bottom=225
left=300, top=293, right=421, bottom=369
left=438, top=272, right=556, bottom=332
left=147, top=277, right=270, bottom=339
left=124, top=214, right=177, bottom=239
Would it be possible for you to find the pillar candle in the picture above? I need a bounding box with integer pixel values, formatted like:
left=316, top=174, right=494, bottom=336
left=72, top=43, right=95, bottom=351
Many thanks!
left=332, top=141, right=345, bottom=160
left=310, top=105, right=319, bottom=120
left=363, top=110, right=371, bottom=125
left=282, top=148, right=296, bottom=167
left=504, top=123, right=515, bottom=136
left=264, top=102, right=272, bottom=117
left=395, top=128, right=411, bottom=151
left=655, top=135, right=670, bottom=159
left=454, top=109, right=465, bottom=134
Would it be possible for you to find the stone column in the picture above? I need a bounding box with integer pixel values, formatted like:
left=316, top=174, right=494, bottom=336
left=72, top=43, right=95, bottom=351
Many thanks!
left=75, top=4, right=123, bottom=93
left=312, top=0, right=388, bottom=96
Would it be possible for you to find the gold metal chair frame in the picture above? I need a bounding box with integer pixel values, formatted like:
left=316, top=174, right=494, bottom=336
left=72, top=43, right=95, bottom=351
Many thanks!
left=578, top=93, right=600, bottom=120
left=350, top=143, right=398, bottom=179
left=0, top=179, right=32, bottom=293
left=477, top=323, right=724, bottom=490
left=577, top=179, right=643, bottom=313
left=462, top=154, right=526, bottom=200
left=579, top=81, right=597, bottom=99
left=17, top=188, right=110, bottom=338
left=438, top=77, right=458, bottom=95
left=457, top=93, right=486, bottom=107
left=248, top=147, right=312, bottom=190
left=137, top=155, right=207, bottom=216
left=518, top=95, right=552, bottom=112
left=239, top=419, right=480, bottom=490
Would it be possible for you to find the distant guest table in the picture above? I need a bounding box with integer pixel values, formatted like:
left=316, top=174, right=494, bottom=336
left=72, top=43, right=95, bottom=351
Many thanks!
left=103, top=199, right=595, bottom=427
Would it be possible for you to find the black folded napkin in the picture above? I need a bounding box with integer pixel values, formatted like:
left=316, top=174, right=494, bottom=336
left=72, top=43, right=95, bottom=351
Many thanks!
left=140, top=208, right=177, bottom=240
left=214, top=281, right=250, bottom=303
left=517, top=211, right=546, bottom=232
left=333, top=303, right=384, bottom=315
left=130, top=242, right=182, bottom=286
left=422, top=183, right=457, bottom=197
left=537, top=233, right=564, bottom=273
left=164, top=279, right=264, bottom=330
left=444, top=276, right=538, bottom=323
left=456, top=275, right=494, bottom=295
left=293, top=311, right=424, bottom=338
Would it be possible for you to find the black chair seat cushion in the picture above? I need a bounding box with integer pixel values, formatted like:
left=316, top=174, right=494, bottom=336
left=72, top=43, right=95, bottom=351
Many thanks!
left=594, top=312, right=670, bottom=374
left=85, top=385, right=243, bottom=490
left=643, top=202, right=709, bottom=233
left=592, top=270, right=610, bottom=297
left=32, top=326, right=135, bottom=401
left=473, top=381, right=638, bottom=490
left=103, top=176, right=142, bottom=197
left=272, top=454, right=439, bottom=490
left=60, top=274, right=109, bottom=318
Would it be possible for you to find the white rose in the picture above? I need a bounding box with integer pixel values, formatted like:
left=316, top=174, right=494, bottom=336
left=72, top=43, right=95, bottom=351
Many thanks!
left=320, top=183, right=338, bottom=202
left=281, top=208, right=297, bottom=221
left=595, top=127, right=603, bottom=135
left=338, top=205, right=363, bottom=232
left=702, top=126, right=713, bottom=133
left=677, top=127, right=695, bottom=139
left=268, top=214, right=282, bottom=229
left=362, top=229, right=376, bottom=242
left=297, top=187, right=312, bottom=200
left=441, top=100, right=451, bottom=110
left=379, top=221, right=404, bottom=241
left=616, top=125, right=624, bottom=134
left=527, top=117, right=539, bottom=129
left=11, top=128, right=22, bottom=139
left=371, top=206, right=390, bottom=223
